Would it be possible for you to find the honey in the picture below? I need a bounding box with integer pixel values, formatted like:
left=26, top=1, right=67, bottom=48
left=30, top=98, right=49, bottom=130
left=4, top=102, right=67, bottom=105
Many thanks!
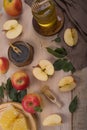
left=32, top=0, right=58, bottom=29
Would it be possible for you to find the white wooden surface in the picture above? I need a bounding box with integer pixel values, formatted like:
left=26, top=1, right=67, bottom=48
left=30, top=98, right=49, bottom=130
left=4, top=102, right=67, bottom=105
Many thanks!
left=0, top=1, right=72, bottom=130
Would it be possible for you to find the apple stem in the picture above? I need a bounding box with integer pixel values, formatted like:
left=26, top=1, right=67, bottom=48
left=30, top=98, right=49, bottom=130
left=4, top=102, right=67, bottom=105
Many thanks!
left=8, top=0, right=12, bottom=2
left=29, top=102, right=33, bottom=106
left=34, top=106, right=42, bottom=112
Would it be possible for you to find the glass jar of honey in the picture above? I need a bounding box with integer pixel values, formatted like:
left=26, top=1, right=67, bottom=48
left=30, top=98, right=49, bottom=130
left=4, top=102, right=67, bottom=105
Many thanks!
left=31, top=0, right=58, bottom=29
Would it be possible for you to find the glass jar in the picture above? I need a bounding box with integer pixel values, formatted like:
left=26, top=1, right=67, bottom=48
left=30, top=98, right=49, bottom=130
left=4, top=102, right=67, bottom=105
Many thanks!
left=31, top=0, right=58, bottom=29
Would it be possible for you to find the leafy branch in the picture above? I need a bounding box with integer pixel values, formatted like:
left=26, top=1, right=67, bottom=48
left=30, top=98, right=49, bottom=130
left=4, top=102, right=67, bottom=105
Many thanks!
left=46, top=47, right=67, bottom=58
left=53, top=59, right=75, bottom=73
left=0, top=78, right=27, bottom=103
left=46, top=47, right=75, bottom=73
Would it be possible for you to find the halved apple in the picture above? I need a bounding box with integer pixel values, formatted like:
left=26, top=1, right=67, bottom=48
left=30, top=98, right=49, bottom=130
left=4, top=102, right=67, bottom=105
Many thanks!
left=33, top=60, right=54, bottom=81
left=64, top=28, right=78, bottom=46
left=58, top=76, right=76, bottom=92
left=33, top=67, right=48, bottom=81
left=42, top=114, right=62, bottom=126
left=6, top=24, right=22, bottom=39
left=3, top=20, right=23, bottom=39
left=3, top=20, right=18, bottom=30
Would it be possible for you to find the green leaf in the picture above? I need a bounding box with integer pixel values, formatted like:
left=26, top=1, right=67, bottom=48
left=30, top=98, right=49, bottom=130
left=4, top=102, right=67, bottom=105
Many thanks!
left=46, top=47, right=67, bottom=58
left=55, top=47, right=67, bottom=56
left=6, top=78, right=13, bottom=92
left=63, top=61, right=75, bottom=73
left=53, top=59, right=65, bottom=70
left=0, top=86, right=4, bottom=98
left=67, top=62, right=76, bottom=73
left=18, top=89, right=27, bottom=103
left=0, top=78, right=27, bottom=103
left=5, top=78, right=18, bottom=101
left=69, top=96, right=78, bottom=113
left=9, top=88, right=18, bottom=102
left=53, top=59, right=75, bottom=73
left=34, top=106, right=42, bottom=112
left=53, top=37, right=61, bottom=43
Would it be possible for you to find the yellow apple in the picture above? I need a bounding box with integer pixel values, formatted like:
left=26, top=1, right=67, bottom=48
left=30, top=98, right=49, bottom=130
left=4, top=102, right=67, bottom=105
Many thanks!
left=3, top=0, right=22, bottom=17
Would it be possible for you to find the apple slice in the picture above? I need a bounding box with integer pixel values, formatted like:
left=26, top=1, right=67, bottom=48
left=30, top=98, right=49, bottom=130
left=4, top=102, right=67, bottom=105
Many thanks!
left=42, top=114, right=62, bottom=126
left=3, top=20, right=23, bottom=39
left=58, top=76, right=76, bottom=92
left=3, top=20, right=18, bottom=31
left=59, top=82, right=76, bottom=92
left=33, top=60, right=54, bottom=81
left=64, top=28, right=78, bottom=46
left=6, top=24, right=23, bottom=39
left=33, top=67, right=48, bottom=81
left=39, top=60, right=54, bottom=76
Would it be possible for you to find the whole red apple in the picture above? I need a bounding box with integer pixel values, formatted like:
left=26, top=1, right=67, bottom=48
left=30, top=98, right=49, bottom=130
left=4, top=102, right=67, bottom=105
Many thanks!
left=11, top=70, right=30, bottom=90
left=0, top=57, right=9, bottom=74
left=3, top=0, right=22, bottom=17
left=22, top=93, right=42, bottom=114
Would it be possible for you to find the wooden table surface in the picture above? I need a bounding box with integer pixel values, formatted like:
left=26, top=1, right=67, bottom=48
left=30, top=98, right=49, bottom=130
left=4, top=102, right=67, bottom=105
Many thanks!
left=0, top=1, right=87, bottom=130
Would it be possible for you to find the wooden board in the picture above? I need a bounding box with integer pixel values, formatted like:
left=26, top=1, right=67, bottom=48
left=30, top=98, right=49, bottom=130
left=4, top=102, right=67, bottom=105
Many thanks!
left=0, top=1, right=71, bottom=130
left=72, top=69, right=87, bottom=130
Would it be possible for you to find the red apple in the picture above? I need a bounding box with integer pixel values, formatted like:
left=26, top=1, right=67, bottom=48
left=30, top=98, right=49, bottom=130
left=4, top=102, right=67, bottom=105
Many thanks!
left=22, top=93, right=42, bottom=114
left=0, top=57, right=9, bottom=74
left=11, top=70, right=30, bottom=90
left=3, top=0, right=22, bottom=17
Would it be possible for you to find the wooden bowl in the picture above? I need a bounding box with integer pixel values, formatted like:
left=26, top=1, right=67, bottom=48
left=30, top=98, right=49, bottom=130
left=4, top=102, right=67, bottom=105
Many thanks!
left=0, top=102, right=37, bottom=130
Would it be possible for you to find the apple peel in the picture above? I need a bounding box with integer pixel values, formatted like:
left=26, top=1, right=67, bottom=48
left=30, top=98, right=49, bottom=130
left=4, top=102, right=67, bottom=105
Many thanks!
left=11, top=71, right=30, bottom=90
left=22, top=93, right=42, bottom=114
left=0, top=57, right=9, bottom=74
